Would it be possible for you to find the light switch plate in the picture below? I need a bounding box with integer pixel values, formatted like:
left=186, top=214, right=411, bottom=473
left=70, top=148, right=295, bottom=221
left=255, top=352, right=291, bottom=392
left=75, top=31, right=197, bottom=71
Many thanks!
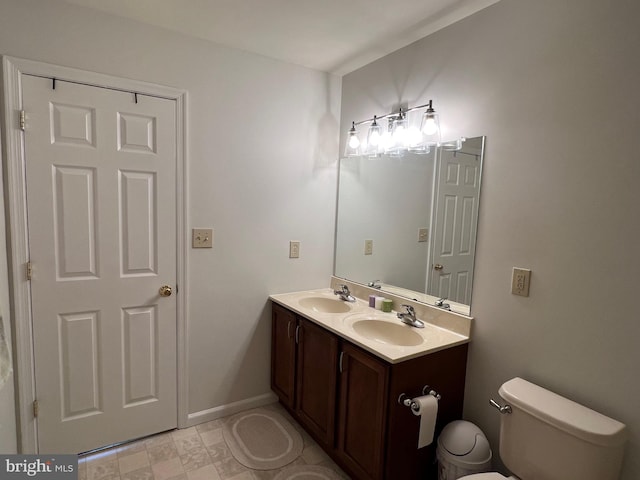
left=511, top=267, right=531, bottom=296
left=418, top=228, right=429, bottom=243
left=192, top=228, right=213, bottom=248
left=364, top=239, right=373, bottom=255
left=289, top=241, right=300, bottom=259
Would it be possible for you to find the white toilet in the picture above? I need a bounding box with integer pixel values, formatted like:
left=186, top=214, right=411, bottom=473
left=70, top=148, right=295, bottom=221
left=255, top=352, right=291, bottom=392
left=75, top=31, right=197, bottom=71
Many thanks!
left=461, top=377, right=627, bottom=480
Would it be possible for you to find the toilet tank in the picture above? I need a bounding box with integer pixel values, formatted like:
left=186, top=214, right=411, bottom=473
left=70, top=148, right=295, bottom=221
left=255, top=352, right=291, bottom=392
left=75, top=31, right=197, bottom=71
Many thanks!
left=498, top=378, right=627, bottom=480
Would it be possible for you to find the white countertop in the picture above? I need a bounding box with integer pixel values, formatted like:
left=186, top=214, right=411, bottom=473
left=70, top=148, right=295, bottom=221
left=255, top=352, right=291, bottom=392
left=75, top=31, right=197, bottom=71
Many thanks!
left=269, top=288, right=470, bottom=364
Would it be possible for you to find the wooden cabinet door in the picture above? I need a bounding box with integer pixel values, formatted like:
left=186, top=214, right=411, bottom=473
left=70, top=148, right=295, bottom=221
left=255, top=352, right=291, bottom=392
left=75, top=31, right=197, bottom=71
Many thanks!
left=336, top=343, right=389, bottom=480
left=271, top=304, right=297, bottom=409
left=295, top=318, right=339, bottom=447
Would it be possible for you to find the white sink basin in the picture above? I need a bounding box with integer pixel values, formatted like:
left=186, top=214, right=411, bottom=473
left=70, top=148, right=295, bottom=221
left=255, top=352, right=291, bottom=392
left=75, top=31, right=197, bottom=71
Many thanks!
left=297, top=297, right=352, bottom=313
left=351, top=319, right=424, bottom=347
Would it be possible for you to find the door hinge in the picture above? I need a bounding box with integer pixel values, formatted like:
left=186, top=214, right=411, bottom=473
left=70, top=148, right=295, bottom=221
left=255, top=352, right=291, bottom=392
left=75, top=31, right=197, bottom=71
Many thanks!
left=33, top=399, right=39, bottom=418
left=19, top=110, right=26, bottom=131
left=26, top=261, right=33, bottom=281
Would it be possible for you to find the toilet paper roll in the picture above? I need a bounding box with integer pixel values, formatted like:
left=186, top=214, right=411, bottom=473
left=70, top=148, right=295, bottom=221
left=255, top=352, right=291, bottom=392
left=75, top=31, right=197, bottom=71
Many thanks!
left=412, top=394, right=438, bottom=449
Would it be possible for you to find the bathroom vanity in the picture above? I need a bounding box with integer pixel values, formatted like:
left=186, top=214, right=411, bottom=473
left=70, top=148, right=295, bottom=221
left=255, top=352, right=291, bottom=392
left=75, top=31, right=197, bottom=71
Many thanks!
left=270, top=283, right=471, bottom=479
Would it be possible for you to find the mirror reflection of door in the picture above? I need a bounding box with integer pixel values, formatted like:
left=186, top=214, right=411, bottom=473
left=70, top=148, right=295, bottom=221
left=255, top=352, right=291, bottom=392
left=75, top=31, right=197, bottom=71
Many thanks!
left=428, top=138, right=484, bottom=304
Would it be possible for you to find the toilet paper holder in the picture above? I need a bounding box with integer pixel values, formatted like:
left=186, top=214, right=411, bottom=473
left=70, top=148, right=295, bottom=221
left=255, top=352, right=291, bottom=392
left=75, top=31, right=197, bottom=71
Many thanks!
left=398, top=385, right=441, bottom=412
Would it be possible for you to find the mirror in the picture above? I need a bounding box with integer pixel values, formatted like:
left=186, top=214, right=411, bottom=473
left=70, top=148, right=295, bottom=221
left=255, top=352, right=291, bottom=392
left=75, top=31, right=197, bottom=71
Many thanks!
left=334, top=136, right=485, bottom=315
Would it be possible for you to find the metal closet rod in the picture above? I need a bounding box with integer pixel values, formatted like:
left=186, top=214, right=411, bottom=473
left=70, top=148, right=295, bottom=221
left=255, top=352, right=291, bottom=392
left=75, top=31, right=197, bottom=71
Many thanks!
left=27, top=74, right=168, bottom=101
left=351, top=100, right=435, bottom=126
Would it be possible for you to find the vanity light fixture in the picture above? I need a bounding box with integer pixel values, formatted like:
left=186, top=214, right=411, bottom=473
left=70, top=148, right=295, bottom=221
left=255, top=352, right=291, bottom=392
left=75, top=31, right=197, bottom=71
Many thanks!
left=346, top=101, right=441, bottom=158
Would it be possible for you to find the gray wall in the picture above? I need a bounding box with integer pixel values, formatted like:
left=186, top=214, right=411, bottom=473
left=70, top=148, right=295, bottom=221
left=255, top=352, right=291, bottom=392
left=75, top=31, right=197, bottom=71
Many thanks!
left=0, top=0, right=339, bottom=449
left=341, top=0, right=640, bottom=477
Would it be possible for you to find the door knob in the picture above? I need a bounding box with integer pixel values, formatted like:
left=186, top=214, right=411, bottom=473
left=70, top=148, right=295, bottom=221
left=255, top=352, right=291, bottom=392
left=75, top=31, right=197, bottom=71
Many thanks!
left=159, top=285, right=172, bottom=297
left=434, top=264, right=444, bottom=271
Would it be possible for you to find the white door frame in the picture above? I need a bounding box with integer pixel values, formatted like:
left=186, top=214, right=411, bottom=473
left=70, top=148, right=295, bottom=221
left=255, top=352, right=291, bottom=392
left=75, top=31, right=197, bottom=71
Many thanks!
left=1, top=56, right=189, bottom=453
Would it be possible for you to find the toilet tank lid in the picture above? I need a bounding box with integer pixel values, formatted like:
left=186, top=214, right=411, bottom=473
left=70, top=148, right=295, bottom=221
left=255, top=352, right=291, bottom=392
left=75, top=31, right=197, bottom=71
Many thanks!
left=499, top=378, right=627, bottom=447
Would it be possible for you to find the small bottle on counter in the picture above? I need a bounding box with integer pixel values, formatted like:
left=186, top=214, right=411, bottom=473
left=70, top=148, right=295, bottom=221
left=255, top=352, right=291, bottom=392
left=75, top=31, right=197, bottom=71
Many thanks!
left=381, top=299, right=393, bottom=313
left=374, top=296, right=385, bottom=310
left=369, top=295, right=376, bottom=307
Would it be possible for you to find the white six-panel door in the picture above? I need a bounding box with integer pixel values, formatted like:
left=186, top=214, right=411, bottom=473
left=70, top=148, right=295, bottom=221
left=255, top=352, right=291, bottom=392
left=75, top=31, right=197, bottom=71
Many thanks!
left=22, top=74, right=177, bottom=453
left=429, top=149, right=481, bottom=304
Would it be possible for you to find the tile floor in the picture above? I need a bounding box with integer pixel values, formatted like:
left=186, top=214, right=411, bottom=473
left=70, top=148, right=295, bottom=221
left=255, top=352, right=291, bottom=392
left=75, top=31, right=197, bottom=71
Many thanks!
left=79, top=403, right=349, bottom=480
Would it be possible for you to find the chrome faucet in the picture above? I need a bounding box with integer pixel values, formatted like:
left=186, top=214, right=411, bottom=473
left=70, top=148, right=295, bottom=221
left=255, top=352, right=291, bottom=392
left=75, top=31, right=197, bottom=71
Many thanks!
left=334, top=284, right=356, bottom=302
left=367, top=279, right=382, bottom=289
left=397, top=304, right=425, bottom=328
left=435, top=298, right=451, bottom=311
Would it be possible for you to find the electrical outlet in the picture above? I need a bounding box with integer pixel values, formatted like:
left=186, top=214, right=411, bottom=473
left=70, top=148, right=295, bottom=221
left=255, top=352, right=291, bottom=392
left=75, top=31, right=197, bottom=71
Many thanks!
left=418, top=228, right=429, bottom=243
left=192, top=228, right=213, bottom=248
left=364, top=239, right=373, bottom=255
left=289, top=241, right=300, bottom=259
left=511, top=267, right=531, bottom=297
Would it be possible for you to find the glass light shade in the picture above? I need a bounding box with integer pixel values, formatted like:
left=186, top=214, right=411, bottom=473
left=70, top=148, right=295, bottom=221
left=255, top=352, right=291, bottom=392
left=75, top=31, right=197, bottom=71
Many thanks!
left=407, top=109, right=428, bottom=154
left=441, top=137, right=465, bottom=151
left=386, top=114, right=408, bottom=155
left=408, top=142, right=431, bottom=155
left=406, top=126, right=422, bottom=148
left=363, top=116, right=382, bottom=157
left=344, top=122, right=361, bottom=157
left=420, top=107, right=441, bottom=147
left=379, top=130, right=392, bottom=152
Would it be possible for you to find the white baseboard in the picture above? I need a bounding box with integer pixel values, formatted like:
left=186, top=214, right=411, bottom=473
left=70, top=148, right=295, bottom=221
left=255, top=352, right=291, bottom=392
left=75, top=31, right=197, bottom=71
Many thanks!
left=184, top=392, right=278, bottom=428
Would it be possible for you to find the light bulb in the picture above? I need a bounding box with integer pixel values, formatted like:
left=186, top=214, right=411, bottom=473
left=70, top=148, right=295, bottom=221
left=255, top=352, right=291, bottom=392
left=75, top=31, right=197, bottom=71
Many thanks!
left=422, top=115, right=438, bottom=135
left=348, top=134, right=360, bottom=149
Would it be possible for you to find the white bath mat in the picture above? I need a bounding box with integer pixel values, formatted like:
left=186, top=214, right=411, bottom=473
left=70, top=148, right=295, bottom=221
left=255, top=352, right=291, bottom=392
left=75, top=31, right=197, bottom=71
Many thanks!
left=222, top=407, right=303, bottom=470
left=273, top=465, right=345, bottom=480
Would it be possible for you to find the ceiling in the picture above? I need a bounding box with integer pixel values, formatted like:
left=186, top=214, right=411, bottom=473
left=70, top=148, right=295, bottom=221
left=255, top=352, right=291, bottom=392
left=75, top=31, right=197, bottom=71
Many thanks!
left=63, top=0, right=500, bottom=75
